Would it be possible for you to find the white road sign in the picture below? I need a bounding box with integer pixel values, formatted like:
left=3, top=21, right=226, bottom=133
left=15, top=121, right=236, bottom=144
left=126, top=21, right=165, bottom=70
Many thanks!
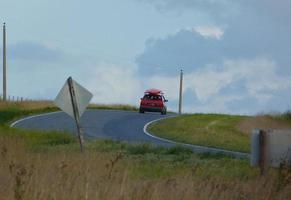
left=54, top=78, right=93, bottom=119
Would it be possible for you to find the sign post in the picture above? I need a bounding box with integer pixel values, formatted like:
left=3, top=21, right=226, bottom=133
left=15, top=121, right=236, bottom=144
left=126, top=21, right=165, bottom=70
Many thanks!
left=67, top=77, right=84, bottom=151
left=54, top=77, right=93, bottom=152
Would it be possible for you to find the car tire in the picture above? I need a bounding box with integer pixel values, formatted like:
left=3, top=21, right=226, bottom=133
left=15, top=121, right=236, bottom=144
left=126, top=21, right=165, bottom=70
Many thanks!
left=161, top=108, right=167, bottom=115
left=139, top=108, right=145, bottom=113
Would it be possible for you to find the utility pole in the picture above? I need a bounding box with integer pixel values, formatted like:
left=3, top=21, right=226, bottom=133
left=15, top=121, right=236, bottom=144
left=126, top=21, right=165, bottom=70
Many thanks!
left=3, top=23, right=7, bottom=101
left=178, top=69, right=183, bottom=114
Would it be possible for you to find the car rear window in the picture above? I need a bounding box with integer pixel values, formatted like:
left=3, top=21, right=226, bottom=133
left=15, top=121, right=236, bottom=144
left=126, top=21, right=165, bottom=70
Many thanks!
left=143, top=94, right=162, bottom=100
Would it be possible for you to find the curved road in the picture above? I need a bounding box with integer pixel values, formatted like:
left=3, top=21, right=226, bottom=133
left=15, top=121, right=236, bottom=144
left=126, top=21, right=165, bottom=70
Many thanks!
left=11, top=109, right=249, bottom=159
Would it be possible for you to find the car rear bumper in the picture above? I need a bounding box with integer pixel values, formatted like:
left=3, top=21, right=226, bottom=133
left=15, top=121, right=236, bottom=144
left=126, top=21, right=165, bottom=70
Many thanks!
left=139, top=106, right=164, bottom=112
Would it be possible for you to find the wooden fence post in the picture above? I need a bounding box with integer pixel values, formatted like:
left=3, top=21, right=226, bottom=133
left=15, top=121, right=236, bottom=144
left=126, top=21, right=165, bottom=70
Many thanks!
left=259, top=130, right=267, bottom=176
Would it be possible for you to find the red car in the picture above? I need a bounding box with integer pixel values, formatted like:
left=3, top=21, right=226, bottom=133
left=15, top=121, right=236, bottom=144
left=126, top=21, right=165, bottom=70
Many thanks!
left=139, top=89, right=168, bottom=115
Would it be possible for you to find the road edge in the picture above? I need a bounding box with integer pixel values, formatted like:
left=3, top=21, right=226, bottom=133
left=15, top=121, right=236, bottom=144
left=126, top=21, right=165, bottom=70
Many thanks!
left=10, top=111, right=63, bottom=128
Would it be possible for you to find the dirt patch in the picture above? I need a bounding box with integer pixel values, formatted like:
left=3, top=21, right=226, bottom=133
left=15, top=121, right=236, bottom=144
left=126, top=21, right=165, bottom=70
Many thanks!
left=237, top=115, right=291, bottom=135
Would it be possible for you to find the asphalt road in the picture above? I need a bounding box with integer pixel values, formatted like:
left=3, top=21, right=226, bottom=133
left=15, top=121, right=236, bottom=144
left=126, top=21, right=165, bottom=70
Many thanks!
left=12, top=110, right=173, bottom=144
left=11, top=109, right=250, bottom=159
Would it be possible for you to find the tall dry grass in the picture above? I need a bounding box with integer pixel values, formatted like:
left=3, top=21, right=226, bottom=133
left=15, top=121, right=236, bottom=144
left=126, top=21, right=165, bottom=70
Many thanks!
left=1, top=136, right=291, bottom=200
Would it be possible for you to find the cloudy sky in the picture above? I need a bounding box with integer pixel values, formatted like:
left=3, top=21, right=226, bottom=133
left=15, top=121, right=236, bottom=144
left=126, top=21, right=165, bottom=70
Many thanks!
left=1, top=0, right=291, bottom=114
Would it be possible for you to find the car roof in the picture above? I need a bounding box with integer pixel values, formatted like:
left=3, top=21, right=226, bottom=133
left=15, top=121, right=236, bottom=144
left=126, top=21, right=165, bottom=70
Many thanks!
left=144, top=88, right=163, bottom=95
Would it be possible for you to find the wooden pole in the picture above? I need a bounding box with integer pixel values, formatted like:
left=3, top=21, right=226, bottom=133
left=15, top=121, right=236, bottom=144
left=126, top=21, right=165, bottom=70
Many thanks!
left=67, top=77, right=84, bottom=152
left=3, top=23, right=7, bottom=101
left=178, top=69, right=183, bottom=115
left=259, top=130, right=267, bottom=176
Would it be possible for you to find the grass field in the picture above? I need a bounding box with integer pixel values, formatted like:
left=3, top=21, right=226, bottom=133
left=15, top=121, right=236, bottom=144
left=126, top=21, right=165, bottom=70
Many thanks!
left=148, top=113, right=291, bottom=152
left=1, top=101, right=291, bottom=199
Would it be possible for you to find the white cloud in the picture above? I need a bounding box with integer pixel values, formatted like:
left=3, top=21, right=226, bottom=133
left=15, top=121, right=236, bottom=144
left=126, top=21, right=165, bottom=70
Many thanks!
left=185, top=67, right=233, bottom=101
left=145, top=75, right=180, bottom=100
left=183, top=58, right=291, bottom=102
left=193, top=26, right=224, bottom=39
left=85, top=63, right=141, bottom=105
left=223, top=58, right=291, bottom=96
left=183, top=95, right=243, bottom=114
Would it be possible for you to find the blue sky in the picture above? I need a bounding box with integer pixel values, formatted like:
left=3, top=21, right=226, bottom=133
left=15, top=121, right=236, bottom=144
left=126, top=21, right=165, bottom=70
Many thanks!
left=1, top=0, right=291, bottom=114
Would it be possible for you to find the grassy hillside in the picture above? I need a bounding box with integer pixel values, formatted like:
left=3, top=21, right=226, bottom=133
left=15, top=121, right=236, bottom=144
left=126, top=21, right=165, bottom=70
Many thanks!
left=1, top=101, right=291, bottom=199
left=148, top=113, right=291, bottom=153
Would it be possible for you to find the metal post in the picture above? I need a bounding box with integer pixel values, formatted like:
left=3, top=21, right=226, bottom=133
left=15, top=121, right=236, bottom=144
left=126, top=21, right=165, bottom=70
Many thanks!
left=67, top=77, right=84, bottom=152
left=259, top=130, right=267, bottom=176
left=178, top=69, right=183, bottom=115
left=3, top=23, right=6, bottom=101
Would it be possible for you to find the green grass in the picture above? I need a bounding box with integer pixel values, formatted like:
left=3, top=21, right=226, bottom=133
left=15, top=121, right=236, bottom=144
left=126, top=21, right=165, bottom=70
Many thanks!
left=88, top=139, right=193, bottom=155
left=148, top=114, right=250, bottom=152
left=129, top=153, right=256, bottom=180
left=86, top=139, right=257, bottom=180
left=0, top=126, right=76, bottom=151
left=0, top=107, right=58, bottom=125
left=273, top=111, right=291, bottom=124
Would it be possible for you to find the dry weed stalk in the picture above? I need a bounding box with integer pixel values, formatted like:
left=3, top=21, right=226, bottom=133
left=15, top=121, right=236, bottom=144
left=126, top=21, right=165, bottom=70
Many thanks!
left=1, top=136, right=291, bottom=199
left=106, top=152, right=123, bottom=179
